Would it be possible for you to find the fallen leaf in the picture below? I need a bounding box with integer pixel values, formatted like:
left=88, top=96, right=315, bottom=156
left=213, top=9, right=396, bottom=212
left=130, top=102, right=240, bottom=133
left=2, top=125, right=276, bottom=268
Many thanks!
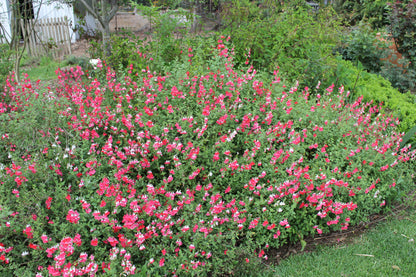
left=392, top=265, right=401, bottom=270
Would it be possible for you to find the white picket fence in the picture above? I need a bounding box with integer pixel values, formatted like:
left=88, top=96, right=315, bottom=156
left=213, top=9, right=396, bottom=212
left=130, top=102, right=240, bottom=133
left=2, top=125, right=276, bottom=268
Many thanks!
left=21, top=17, right=71, bottom=59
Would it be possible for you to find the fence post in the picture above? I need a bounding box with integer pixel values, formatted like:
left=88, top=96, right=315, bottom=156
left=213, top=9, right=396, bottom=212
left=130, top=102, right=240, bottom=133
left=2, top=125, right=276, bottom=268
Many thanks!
left=25, top=17, right=72, bottom=59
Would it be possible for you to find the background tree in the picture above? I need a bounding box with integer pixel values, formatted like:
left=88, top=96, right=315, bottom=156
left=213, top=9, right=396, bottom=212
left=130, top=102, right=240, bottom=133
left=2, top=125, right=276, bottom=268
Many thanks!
left=77, top=0, right=121, bottom=57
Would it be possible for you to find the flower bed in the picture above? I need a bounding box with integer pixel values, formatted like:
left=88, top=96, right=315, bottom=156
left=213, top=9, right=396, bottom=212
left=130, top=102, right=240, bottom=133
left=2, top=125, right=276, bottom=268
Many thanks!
left=0, top=37, right=415, bottom=276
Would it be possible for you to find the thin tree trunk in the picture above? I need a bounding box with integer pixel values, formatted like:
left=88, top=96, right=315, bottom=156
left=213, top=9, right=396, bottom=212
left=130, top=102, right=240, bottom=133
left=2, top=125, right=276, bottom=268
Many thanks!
left=78, top=0, right=118, bottom=58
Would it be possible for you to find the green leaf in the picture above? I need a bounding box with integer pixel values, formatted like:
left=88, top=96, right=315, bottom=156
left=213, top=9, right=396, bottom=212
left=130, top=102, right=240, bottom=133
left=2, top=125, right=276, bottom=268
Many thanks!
left=300, top=239, right=307, bottom=252
left=399, top=124, right=416, bottom=149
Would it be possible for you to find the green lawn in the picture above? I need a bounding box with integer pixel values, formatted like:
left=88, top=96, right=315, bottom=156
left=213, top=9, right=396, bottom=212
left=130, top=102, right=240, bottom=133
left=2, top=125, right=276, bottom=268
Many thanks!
left=269, top=207, right=416, bottom=276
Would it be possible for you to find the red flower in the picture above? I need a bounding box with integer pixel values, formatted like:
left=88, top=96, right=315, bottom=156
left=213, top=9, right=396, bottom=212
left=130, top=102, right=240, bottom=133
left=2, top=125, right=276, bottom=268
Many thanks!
left=45, top=197, right=52, bottom=209
left=91, top=238, right=98, bottom=246
left=159, top=257, right=165, bottom=267
left=28, top=243, right=39, bottom=249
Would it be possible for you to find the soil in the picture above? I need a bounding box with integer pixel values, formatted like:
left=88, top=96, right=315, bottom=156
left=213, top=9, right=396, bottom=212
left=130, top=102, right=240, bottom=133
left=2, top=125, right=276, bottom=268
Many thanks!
left=70, top=38, right=91, bottom=58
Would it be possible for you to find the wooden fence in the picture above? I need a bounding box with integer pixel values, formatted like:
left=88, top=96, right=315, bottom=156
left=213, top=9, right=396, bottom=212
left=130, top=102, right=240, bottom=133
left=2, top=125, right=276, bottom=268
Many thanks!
left=21, top=17, right=71, bottom=59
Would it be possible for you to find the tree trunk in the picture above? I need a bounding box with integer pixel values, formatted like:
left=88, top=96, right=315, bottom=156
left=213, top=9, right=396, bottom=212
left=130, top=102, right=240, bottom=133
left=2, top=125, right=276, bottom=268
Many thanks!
left=102, top=23, right=111, bottom=58
left=78, top=0, right=119, bottom=58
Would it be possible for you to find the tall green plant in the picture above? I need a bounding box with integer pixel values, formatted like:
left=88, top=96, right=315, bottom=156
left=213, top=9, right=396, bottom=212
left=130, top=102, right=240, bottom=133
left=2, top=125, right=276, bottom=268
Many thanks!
left=0, top=44, right=13, bottom=85
left=222, top=3, right=341, bottom=86
left=336, top=23, right=388, bottom=73
left=333, top=0, right=390, bottom=29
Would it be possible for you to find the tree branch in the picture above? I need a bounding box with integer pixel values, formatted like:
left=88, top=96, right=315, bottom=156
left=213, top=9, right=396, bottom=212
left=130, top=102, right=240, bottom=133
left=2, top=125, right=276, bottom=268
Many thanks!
left=78, top=0, right=105, bottom=28
left=104, top=4, right=119, bottom=24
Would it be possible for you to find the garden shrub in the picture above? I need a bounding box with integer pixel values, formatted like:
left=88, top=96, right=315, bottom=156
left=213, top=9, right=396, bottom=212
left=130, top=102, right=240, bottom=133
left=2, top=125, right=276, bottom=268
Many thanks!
left=88, top=6, right=198, bottom=77
left=334, top=0, right=390, bottom=29
left=335, top=23, right=389, bottom=73
left=88, top=33, right=149, bottom=74
left=335, top=23, right=416, bottom=94
left=330, top=58, right=416, bottom=133
left=0, top=44, right=13, bottom=86
left=0, top=37, right=415, bottom=276
left=379, top=57, right=416, bottom=94
left=0, top=74, right=76, bottom=167
left=221, top=3, right=341, bottom=87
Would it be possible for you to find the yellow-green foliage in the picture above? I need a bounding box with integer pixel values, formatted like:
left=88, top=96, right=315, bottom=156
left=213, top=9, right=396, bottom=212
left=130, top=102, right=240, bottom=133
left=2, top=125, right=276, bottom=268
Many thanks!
left=333, top=59, right=416, bottom=132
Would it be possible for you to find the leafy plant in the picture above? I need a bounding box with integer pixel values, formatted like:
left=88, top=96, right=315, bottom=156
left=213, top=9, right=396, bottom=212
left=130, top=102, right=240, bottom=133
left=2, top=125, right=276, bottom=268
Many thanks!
left=0, top=44, right=13, bottom=85
left=0, top=36, right=414, bottom=276
left=387, top=0, right=416, bottom=73
left=221, top=3, right=341, bottom=87
left=334, top=0, right=390, bottom=29
left=380, top=55, right=416, bottom=93
left=335, top=23, right=389, bottom=73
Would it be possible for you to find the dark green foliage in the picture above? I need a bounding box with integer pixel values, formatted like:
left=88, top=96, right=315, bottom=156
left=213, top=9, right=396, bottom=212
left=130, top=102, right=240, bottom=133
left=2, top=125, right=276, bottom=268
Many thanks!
left=335, top=23, right=388, bottom=73
left=335, top=22, right=415, bottom=93
left=380, top=56, right=416, bottom=94
left=387, top=0, right=416, bottom=75
left=0, top=44, right=13, bottom=85
left=334, top=0, right=390, bottom=29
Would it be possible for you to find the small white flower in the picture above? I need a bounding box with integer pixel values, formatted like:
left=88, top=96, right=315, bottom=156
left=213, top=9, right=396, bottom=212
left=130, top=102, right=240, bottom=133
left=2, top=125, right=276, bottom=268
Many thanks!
left=89, top=59, right=99, bottom=69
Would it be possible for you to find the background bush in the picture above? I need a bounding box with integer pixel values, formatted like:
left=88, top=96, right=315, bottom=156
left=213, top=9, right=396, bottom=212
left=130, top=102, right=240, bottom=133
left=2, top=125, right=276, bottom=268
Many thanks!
left=333, top=0, right=390, bottom=29
left=0, top=44, right=13, bottom=86
left=335, top=23, right=388, bottom=73
left=221, top=2, right=341, bottom=87
left=335, top=22, right=416, bottom=94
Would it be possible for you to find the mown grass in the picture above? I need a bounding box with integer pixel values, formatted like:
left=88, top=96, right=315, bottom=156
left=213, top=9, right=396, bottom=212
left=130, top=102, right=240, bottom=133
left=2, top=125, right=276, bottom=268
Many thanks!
left=267, top=205, right=416, bottom=276
left=20, top=55, right=72, bottom=81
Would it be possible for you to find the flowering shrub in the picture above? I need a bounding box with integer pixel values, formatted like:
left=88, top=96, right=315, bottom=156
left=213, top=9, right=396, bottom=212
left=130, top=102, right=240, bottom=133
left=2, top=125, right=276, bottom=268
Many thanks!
left=0, top=37, right=415, bottom=276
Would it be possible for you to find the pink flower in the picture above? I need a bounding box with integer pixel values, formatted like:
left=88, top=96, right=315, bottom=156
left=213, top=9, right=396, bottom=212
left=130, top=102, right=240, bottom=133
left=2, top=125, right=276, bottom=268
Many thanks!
left=74, top=234, right=82, bottom=246
left=216, top=114, right=228, bottom=125
left=46, top=246, right=58, bottom=258
left=23, top=225, right=33, bottom=239
left=91, top=238, right=98, bottom=246
left=66, top=209, right=80, bottom=224
left=107, top=237, right=118, bottom=247
left=279, top=219, right=288, bottom=226
left=273, top=230, right=281, bottom=239
left=41, top=234, right=49, bottom=243
left=249, top=218, right=259, bottom=229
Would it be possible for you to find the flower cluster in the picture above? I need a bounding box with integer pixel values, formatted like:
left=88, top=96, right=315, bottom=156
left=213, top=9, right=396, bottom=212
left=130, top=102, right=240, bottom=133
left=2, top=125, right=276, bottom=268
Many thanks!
left=0, top=37, right=414, bottom=276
